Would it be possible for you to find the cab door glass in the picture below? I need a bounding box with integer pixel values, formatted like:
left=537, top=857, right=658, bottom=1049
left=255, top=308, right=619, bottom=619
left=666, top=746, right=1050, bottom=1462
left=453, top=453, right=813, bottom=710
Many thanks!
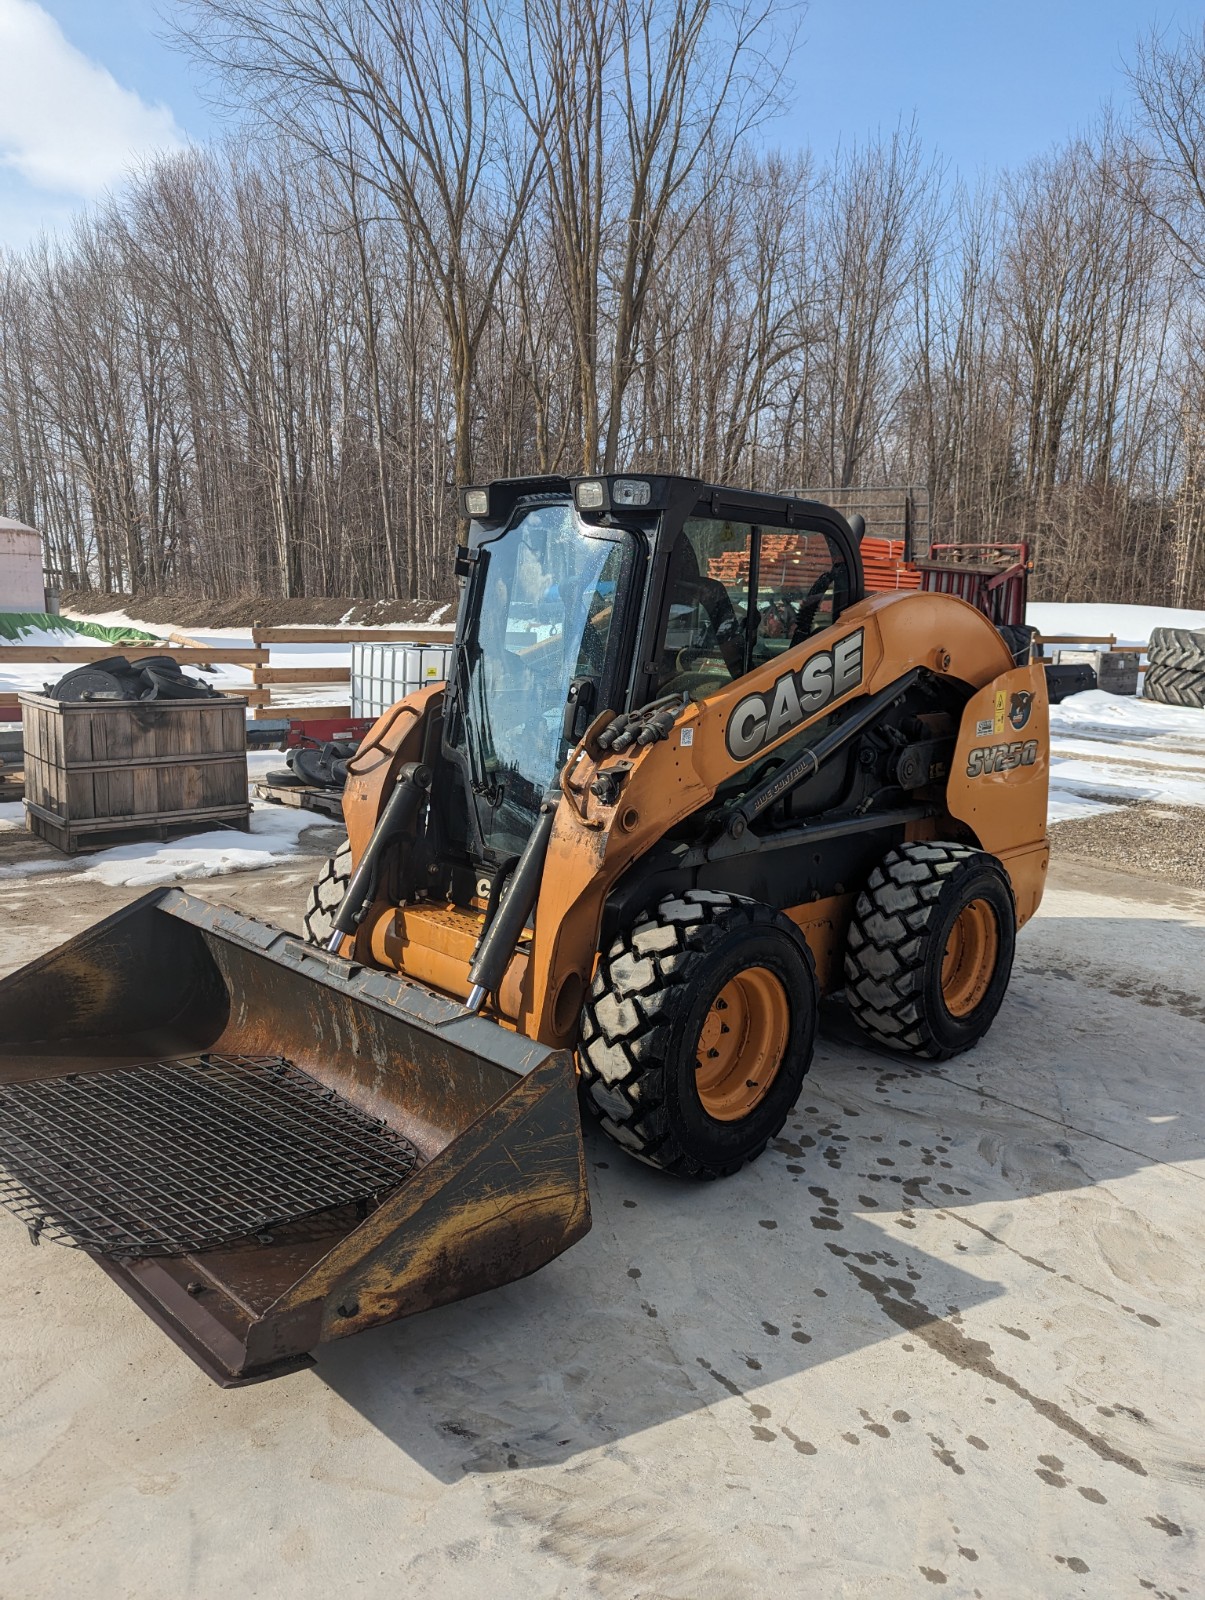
left=656, top=518, right=754, bottom=695
left=752, top=531, right=850, bottom=666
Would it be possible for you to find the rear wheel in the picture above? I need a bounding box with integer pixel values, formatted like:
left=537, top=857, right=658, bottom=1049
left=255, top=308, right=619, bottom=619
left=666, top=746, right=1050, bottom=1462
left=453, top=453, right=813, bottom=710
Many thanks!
left=303, top=837, right=351, bottom=945
left=844, top=842, right=1016, bottom=1060
left=579, top=891, right=818, bottom=1178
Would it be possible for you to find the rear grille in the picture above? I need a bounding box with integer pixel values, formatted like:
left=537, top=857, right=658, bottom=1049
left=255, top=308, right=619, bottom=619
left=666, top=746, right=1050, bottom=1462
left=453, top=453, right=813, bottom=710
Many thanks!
left=0, top=1054, right=420, bottom=1258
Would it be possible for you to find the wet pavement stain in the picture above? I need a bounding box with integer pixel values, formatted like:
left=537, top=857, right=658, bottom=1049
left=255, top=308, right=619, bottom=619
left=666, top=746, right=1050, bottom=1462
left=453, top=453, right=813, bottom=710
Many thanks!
left=919, top=1567, right=947, bottom=1584
left=1146, top=1514, right=1183, bottom=1536
left=781, top=1425, right=817, bottom=1456
left=840, top=1261, right=1150, bottom=1476
left=930, top=1437, right=966, bottom=1476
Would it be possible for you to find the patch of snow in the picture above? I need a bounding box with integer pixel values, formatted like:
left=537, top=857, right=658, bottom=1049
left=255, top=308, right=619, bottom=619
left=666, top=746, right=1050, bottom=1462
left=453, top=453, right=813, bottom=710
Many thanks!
left=1028, top=601, right=1205, bottom=649
left=1049, top=735, right=1205, bottom=771
left=0, top=856, right=77, bottom=881
left=1047, top=689, right=1205, bottom=819
left=0, top=799, right=321, bottom=884
left=0, top=801, right=26, bottom=830
left=80, top=803, right=316, bottom=888
left=246, top=748, right=290, bottom=780
left=1050, top=690, right=1205, bottom=750
left=1047, top=792, right=1120, bottom=823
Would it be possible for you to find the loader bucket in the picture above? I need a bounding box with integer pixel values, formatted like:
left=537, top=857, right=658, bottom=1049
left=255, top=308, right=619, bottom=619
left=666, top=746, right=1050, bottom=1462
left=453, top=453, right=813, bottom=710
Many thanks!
left=0, top=890, right=590, bottom=1385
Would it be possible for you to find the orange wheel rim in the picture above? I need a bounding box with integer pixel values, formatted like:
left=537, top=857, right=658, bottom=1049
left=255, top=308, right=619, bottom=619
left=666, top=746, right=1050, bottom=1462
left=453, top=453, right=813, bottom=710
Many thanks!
left=695, top=966, right=790, bottom=1121
left=940, top=899, right=999, bottom=1017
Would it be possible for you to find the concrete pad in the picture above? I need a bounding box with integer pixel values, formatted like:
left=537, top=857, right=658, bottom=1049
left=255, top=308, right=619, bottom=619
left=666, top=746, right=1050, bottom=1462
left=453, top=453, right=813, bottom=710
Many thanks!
left=0, top=831, right=1200, bottom=1598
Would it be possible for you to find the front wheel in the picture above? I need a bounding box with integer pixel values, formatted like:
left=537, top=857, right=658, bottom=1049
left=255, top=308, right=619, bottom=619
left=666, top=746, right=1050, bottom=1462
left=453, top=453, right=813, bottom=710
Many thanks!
left=302, top=836, right=351, bottom=945
left=844, top=842, right=1017, bottom=1060
left=579, top=891, right=818, bottom=1178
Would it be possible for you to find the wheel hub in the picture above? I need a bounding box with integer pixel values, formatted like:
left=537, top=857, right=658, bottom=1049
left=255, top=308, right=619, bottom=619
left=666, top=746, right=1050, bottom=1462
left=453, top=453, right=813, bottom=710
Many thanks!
left=940, top=898, right=999, bottom=1017
left=695, top=966, right=789, bottom=1121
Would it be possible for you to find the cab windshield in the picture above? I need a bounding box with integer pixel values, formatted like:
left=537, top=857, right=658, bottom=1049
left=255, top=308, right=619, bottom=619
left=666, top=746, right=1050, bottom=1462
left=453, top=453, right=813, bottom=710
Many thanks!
left=451, top=499, right=633, bottom=856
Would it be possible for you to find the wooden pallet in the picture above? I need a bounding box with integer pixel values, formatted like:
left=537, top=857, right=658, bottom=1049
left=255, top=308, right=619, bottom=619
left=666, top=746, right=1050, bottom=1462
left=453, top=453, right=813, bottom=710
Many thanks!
left=252, top=778, right=345, bottom=820
left=24, top=799, right=251, bottom=855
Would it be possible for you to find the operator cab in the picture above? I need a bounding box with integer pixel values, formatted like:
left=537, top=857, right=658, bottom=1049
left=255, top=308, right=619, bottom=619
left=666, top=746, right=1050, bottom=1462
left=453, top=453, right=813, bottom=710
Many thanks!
left=439, top=473, right=864, bottom=874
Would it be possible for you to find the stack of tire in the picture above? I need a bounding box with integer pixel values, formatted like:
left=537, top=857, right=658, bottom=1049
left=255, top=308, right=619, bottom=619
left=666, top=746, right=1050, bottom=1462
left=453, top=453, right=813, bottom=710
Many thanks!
left=1143, top=628, right=1205, bottom=710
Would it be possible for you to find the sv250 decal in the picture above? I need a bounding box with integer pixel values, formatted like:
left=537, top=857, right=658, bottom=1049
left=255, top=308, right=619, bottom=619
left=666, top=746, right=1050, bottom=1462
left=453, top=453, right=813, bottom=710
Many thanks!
left=966, top=739, right=1039, bottom=777
left=725, top=628, right=865, bottom=761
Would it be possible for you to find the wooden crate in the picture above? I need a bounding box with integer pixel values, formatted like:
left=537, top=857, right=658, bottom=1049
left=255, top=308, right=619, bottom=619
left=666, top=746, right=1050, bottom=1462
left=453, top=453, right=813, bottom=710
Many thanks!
left=19, top=693, right=250, bottom=854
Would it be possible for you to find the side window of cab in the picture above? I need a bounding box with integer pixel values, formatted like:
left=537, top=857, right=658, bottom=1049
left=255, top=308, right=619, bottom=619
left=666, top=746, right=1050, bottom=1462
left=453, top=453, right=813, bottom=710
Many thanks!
left=751, top=530, right=852, bottom=669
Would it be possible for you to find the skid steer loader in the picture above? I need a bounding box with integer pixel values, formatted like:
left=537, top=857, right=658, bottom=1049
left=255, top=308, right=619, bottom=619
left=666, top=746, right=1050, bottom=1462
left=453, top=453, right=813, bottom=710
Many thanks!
left=0, top=475, right=1048, bottom=1384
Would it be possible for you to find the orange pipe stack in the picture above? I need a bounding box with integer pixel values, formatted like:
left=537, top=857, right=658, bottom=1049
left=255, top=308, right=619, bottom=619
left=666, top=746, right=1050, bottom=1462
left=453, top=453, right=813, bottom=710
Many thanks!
left=861, top=537, right=920, bottom=593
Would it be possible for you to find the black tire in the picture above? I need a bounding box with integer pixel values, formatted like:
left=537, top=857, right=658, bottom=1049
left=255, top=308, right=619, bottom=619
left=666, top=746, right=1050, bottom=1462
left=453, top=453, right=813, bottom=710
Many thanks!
left=1147, top=627, right=1205, bottom=671
left=303, top=837, right=352, bottom=945
left=579, top=891, right=818, bottom=1179
left=1143, top=661, right=1205, bottom=709
left=844, top=842, right=1017, bottom=1061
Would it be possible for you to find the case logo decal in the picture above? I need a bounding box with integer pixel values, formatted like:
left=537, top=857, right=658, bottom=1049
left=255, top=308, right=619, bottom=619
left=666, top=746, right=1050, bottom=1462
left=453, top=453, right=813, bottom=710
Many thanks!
left=726, top=629, right=864, bottom=761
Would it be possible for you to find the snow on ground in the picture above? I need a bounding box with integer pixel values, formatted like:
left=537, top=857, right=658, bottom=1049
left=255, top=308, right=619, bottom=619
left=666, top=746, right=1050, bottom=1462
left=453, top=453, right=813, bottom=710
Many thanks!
left=1027, top=600, right=1205, bottom=646
left=0, top=801, right=317, bottom=887
left=1047, top=689, right=1205, bottom=821
left=0, top=802, right=24, bottom=831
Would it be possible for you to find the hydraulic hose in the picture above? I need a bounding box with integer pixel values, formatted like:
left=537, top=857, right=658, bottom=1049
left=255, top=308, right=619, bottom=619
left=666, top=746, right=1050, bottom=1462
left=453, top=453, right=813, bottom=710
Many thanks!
left=325, top=762, right=431, bottom=952
left=464, top=787, right=560, bottom=1013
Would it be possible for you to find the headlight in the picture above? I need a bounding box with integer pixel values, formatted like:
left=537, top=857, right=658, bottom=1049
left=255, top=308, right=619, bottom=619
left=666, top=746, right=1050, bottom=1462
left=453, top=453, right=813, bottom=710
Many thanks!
left=611, top=477, right=651, bottom=507
left=462, top=487, right=490, bottom=518
left=575, top=479, right=606, bottom=511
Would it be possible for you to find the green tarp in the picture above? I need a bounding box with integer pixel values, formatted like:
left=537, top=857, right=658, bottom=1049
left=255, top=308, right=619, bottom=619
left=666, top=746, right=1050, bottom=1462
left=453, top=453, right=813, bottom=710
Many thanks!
left=0, top=612, right=160, bottom=645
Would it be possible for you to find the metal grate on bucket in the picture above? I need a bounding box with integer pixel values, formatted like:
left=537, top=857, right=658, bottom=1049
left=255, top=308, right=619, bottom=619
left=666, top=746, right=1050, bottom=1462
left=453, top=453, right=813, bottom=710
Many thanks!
left=0, top=1054, right=420, bottom=1258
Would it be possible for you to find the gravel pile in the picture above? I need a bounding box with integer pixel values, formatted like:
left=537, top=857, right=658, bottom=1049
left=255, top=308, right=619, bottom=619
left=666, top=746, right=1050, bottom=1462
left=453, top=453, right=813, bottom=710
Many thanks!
left=1050, top=800, right=1205, bottom=890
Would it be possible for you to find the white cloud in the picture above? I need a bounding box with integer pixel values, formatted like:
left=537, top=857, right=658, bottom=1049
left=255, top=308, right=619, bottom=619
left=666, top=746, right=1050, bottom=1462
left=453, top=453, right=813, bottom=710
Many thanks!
left=0, top=0, right=185, bottom=197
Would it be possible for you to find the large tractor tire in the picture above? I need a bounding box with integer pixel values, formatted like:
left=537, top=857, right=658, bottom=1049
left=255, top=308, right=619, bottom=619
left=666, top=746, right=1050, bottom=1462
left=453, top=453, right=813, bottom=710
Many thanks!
left=579, top=891, right=818, bottom=1179
left=844, top=842, right=1016, bottom=1061
left=1143, top=661, right=1205, bottom=709
left=1147, top=627, right=1205, bottom=671
left=303, top=836, right=352, bottom=945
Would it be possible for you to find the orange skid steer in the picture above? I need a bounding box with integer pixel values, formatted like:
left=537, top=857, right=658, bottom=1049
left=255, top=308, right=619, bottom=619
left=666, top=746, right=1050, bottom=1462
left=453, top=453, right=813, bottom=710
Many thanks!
left=0, top=475, right=1048, bottom=1383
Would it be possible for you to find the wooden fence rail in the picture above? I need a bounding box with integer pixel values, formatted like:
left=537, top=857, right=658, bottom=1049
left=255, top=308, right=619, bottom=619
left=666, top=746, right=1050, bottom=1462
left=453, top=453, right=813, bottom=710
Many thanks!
left=0, top=625, right=457, bottom=724
left=247, top=623, right=452, bottom=720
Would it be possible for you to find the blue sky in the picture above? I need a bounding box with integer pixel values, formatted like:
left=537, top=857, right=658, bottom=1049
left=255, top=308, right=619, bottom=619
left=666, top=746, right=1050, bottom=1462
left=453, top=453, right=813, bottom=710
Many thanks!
left=0, top=0, right=1195, bottom=250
